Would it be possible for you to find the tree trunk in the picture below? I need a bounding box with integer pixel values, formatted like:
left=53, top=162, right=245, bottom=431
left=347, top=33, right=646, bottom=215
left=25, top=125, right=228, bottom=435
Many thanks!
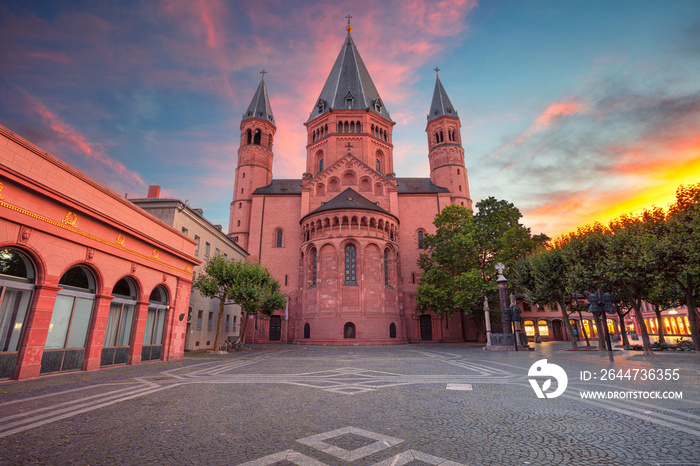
left=578, top=310, right=591, bottom=347
left=654, top=308, right=665, bottom=344
left=620, top=282, right=653, bottom=356
left=559, top=298, right=578, bottom=350
left=616, top=309, right=630, bottom=347
left=595, top=313, right=606, bottom=351
left=213, top=295, right=226, bottom=351
left=684, top=274, right=700, bottom=355
left=239, top=310, right=250, bottom=346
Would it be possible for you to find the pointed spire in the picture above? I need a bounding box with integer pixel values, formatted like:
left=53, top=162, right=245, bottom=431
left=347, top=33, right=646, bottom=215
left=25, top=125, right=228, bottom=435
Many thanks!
left=308, top=22, right=392, bottom=123
left=427, top=74, right=458, bottom=122
left=243, top=72, right=275, bottom=127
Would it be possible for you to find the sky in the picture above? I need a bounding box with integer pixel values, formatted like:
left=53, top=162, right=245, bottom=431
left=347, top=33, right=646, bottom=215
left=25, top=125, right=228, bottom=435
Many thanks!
left=1, top=0, right=699, bottom=239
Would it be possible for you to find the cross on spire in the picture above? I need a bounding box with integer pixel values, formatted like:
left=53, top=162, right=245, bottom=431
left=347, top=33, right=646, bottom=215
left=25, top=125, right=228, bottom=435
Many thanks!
left=346, top=14, right=352, bottom=32
left=433, top=67, right=440, bottom=77
left=260, top=69, right=268, bottom=79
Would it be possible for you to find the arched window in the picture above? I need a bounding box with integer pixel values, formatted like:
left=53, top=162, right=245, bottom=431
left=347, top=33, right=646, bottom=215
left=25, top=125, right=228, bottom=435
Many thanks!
left=304, top=323, right=310, bottom=339
left=350, top=121, right=355, bottom=133
left=418, top=231, right=424, bottom=249
left=253, top=129, right=261, bottom=145
left=435, top=133, right=439, bottom=144
left=142, top=286, right=168, bottom=361
left=440, top=131, right=444, bottom=143
left=376, top=158, right=381, bottom=173
left=344, top=121, right=349, bottom=133
left=344, top=244, right=357, bottom=285
left=389, top=323, right=396, bottom=338
left=246, top=129, right=252, bottom=145
left=338, top=122, right=343, bottom=133
left=0, top=249, right=35, bottom=377
left=43, top=266, right=97, bottom=373
left=102, top=278, right=137, bottom=366
left=384, top=249, right=391, bottom=284
left=276, top=229, right=283, bottom=248
left=318, top=158, right=324, bottom=174
left=356, top=122, right=361, bottom=133
left=344, top=322, right=356, bottom=339
left=310, top=249, right=317, bottom=287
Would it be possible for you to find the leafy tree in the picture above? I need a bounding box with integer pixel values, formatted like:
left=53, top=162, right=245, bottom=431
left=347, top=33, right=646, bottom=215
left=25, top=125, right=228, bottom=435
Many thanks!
left=416, top=205, right=481, bottom=321
left=515, top=246, right=579, bottom=350
left=656, top=184, right=700, bottom=352
left=194, top=256, right=286, bottom=349
left=417, top=199, right=537, bottom=326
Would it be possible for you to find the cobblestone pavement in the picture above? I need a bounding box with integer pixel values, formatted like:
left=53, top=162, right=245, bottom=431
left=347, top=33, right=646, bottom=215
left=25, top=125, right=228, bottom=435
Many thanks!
left=0, top=342, right=699, bottom=465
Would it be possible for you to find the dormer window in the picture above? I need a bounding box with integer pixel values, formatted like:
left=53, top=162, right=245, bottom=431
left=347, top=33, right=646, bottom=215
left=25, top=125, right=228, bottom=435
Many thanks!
left=317, top=99, right=325, bottom=113
left=374, top=98, right=383, bottom=112
left=447, top=107, right=453, bottom=114
left=345, top=91, right=354, bottom=108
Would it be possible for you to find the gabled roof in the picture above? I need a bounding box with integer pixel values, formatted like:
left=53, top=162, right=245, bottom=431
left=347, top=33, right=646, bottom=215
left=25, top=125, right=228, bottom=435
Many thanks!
left=307, top=30, right=393, bottom=124
left=252, top=179, right=301, bottom=195
left=396, top=178, right=450, bottom=194
left=427, top=76, right=458, bottom=122
left=307, top=188, right=391, bottom=216
left=243, top=78, right=275, bottom=127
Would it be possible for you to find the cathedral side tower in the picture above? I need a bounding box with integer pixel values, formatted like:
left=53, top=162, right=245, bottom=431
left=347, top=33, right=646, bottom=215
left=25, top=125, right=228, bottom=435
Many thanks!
left=426, top=74, right=472, bottom=209
left=228, top=75, right=276, bottom=250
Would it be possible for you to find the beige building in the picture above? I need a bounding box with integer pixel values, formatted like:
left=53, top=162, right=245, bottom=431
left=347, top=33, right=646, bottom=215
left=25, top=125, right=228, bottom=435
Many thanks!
left=131, top=186, right=249, bottom=351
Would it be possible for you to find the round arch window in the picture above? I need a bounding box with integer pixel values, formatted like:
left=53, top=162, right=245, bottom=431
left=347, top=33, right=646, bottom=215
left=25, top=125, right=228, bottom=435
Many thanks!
left=0, top=249, right=36, bottom=376
left=344, top=322, right=356, bottom=339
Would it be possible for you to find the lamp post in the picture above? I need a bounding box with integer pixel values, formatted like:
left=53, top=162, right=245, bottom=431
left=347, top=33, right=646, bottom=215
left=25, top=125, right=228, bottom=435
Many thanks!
left=501, top=295, right=522, bottom=351
left=587, top=290, right=616, bottom=363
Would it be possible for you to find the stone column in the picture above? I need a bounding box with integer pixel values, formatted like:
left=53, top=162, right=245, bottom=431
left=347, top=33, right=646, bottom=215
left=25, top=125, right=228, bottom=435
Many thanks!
left=129, top=300, right=150, bottom=365
left=83, top=293, right=114, bottom=371
left=496, top=263, right=510, bottom=333
left=14, top=283, right=60, bottom=380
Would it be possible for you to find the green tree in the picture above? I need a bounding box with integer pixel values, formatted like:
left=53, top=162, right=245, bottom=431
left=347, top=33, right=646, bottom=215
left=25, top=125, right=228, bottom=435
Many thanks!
left=416, top=199, right=537, bottom=325
left=515, top=246, right=579, bottom=350
left=194, top=256, right=286, bottom=349
left=657, top=184, right=700, bottom=352
left=416, top=205, right=481, bottom=321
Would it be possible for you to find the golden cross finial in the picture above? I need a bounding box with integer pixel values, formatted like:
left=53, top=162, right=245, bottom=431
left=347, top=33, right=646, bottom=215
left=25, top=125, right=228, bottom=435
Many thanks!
left=433, top=67, right=441, bottom=77
left=346, top=14, right=352, bottom=32
left=260, top=69, right=268, bottom=80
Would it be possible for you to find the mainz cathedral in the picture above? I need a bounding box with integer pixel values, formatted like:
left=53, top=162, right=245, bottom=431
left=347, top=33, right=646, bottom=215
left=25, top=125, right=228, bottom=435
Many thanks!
left=228, top=21, right=477, bottom=344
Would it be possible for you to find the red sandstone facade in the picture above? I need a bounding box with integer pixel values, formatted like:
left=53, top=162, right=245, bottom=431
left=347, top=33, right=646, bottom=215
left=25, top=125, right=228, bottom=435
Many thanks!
left=0, top=125, right=198, bottom=380
left=229, top=26, right=476, bottom=345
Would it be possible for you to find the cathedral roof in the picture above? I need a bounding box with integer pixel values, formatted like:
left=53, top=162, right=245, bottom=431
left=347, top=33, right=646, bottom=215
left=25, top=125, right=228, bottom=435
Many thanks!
left=253, top=179, right=301, bottom=195
left=307, top=30, right=393, bottom=124
left=243, top=77, right=275, bottom=127
left=396, top=178, right=450, bottom=194
left=427, top=76, right=458, bottom=122
left=308, top=188, right=391, bottom=216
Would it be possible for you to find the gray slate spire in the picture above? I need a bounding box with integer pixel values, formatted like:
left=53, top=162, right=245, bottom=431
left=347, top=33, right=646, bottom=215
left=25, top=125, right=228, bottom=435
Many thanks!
left=243, top=77, right=275, bottom=127
left=308, top=30, right=392, bottom=123
left=427, top=76, right=458, bottom=122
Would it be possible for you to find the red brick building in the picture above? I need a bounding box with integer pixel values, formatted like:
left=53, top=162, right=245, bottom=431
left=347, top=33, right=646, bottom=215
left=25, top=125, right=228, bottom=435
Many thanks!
left=228, top=25, right=475, bottom=344
left=0, top=125, right=198, bottom=380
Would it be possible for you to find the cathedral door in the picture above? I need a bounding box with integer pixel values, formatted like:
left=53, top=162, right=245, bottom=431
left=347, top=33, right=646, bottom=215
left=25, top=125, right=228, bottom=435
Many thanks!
left=269, top=315, right=281, bottom=341
left=420, top=315, right=432, bottom=341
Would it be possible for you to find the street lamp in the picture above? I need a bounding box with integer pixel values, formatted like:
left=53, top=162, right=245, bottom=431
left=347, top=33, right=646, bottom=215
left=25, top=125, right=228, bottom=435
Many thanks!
left=586, top=290, right=616, bottom=363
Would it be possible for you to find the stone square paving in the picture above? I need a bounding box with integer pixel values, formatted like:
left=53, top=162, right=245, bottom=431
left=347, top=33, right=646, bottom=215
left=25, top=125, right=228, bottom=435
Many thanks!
left=0, top=342, right=699, bottom=465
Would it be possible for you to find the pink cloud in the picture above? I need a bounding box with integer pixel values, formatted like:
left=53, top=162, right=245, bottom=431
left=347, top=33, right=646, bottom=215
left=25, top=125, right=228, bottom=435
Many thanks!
left=535, top=99, right=588, bottom=129
left=24, top=93, right=145, bottom=187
